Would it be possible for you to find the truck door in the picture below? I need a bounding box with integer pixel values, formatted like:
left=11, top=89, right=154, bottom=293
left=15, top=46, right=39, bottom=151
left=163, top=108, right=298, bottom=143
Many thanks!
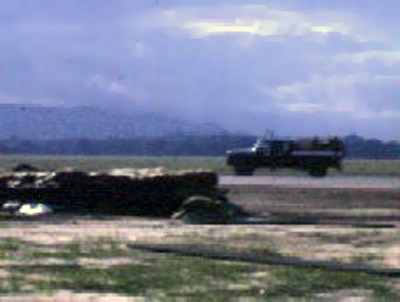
left=270, top=141, right=284, bottom=168
left=255, top=140, right=271, bottom=165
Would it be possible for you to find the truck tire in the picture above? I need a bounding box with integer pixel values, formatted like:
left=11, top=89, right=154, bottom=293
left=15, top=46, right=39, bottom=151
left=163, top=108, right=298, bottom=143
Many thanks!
left=308, top=166, right=327, bottom=177
left=234, top=165, right=255, bottom=176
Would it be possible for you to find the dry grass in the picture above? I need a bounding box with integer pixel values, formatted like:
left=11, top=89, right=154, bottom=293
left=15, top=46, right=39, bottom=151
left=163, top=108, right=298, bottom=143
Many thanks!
left=0, top=232, right=398, bottom=301
left=0, top=155, right=398, bottom=176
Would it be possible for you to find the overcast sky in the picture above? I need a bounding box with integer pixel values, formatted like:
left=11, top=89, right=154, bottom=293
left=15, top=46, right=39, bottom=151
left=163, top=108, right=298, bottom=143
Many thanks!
left=1, top=0, right=399, bottom=140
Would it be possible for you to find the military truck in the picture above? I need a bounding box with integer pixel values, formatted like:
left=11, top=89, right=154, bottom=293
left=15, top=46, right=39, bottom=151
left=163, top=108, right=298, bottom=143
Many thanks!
left=226, top=135, right=345, bottom=177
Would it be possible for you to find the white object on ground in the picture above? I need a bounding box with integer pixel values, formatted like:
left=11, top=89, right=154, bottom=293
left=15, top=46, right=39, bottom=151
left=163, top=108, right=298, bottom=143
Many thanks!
left=17, top=203, right=52, bottom=216
left=2, top=201, right=22, bottom=212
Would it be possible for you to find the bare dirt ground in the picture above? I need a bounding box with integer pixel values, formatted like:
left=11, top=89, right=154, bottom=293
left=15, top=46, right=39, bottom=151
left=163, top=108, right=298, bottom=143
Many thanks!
left=0, top=176, right=399, bottom=301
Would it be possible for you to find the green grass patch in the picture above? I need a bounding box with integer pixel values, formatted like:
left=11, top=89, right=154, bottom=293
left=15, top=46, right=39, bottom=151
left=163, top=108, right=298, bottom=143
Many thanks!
left=0, top=238, right=31, bottom=259
left=6, top=260, right=397, bottom=300
left=0, top=238, right=25, bottom=253
left=6, top=256, right=256, bottom=296
left=0, top=238, right=398, bottom=300
left=61, top=237, right=130, bottom=258
left=265, top=266, right=394, bottom=299
left=0, top=237, right=131, bottom=261
left=342, top=159, right=400, bottom=176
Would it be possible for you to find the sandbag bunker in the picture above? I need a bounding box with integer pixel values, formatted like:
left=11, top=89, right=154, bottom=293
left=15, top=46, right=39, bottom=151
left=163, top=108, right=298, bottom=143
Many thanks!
left=0, top=165, right=249, bottom=223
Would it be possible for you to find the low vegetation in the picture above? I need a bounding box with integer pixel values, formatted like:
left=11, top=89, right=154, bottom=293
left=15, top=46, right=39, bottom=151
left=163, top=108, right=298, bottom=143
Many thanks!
left=0, top=237, right=398, bottom=300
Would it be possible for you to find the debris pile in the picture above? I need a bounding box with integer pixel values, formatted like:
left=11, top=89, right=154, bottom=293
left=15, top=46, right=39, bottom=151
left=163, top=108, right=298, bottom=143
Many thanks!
left=171, top=195, right=250, bottom=224
left=0, top=165, right=220, bottom=217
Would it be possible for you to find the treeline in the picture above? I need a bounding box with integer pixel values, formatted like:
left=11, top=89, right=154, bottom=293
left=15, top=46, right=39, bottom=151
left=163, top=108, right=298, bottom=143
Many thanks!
left=0, top=134, right=398, bottom=159
left=0, top=135, right=255, bottom=156
left=343, top=135, right=399, bottom=159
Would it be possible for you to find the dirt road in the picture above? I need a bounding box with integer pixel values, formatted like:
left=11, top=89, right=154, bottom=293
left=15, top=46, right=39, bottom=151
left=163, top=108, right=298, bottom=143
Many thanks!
left=220, top=175, right=400, bottom=189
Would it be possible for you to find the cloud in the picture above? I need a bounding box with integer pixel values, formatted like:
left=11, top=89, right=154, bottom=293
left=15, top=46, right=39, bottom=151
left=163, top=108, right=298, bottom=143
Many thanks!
left=184, top=19, right=263, bottom=36
left=155, top=4, right=374, bottom=43
left=262, top=73, right=400, bottom=119
left=110, top=82, right=127, bottom=94
left=378, top=110, right=400, bottom=118
left=184, top=18, right=360, bottom=40
left=276, top=102, right=326, bottom=112
left=132, top=42, right=146, bottom=58
left=334, top=50, right=400, bottom=67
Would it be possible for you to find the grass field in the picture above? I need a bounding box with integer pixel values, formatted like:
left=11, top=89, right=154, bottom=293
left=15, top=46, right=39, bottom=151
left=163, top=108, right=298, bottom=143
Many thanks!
left=0, top=155, right=398, bottom=176
left=0, top=236, right=397, bottom=301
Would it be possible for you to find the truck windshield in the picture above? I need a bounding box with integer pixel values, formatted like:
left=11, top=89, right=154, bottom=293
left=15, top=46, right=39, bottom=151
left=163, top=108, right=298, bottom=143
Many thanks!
left=254, top=139, right=271, bottom=153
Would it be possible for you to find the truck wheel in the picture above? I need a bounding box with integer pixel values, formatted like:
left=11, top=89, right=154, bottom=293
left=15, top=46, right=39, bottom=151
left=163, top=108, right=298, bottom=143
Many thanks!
left=308, top=167, right=327, bottom=177
left=234, top=165, right=254, bottom=176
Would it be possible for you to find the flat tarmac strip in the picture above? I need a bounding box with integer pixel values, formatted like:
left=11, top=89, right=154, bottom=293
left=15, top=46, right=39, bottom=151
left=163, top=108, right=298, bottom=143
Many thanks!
left=220, top=175, right=400, bottom=227
left=220, top=175, right=400, bottom=190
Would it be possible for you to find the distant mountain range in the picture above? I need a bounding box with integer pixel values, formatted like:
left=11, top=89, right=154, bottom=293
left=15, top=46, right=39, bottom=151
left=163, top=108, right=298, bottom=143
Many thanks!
left=0, top=104, right=228, bottom=140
